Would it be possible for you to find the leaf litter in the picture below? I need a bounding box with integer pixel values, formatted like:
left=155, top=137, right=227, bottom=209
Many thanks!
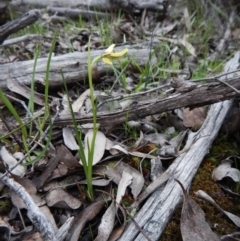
left=0, top=1, right=240, bottom=240
left=196, top=190, right=240, bottom=228
left=176, top=180, right=220, bottom=241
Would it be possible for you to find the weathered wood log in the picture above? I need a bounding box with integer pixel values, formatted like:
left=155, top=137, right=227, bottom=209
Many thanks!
left=0, top=45, right=157, bottom=90
left=55, top=72, right=240, bottom=130
left=0, top=9, right=41, bottom=44
left=11, top=0, right=168, bottom=13
left=47, top=7, right=110, bottom=20
left=117, top=52, right=240, bottom=241
left=0, top=34, right=45, bottom=47
left=1, top=175, right=57, bottom=241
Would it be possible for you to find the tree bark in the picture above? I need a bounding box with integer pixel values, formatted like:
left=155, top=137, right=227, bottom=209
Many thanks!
left=11, top=0, right=168, bottom=12
left=0, top=44, right=157, bottom=90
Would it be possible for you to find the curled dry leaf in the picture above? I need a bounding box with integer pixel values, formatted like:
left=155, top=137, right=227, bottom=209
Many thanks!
left=62, top=127, right=79, bottom=150
left=12, top=152, right=24, bottom=160
left=57, top=145, right=81, bottom=168
left=220, top=185, right=240, bottom=198
left=95, top=172, right=132, bottom=241
left=157, top=131, right=187, bottom=157
left=80, top=130, right=107, bottom=166
left=116, top=171, right=133, bottom=205
left=183, top=107, right=206, bottom=129
left=110, top=143, right=156, bottom=158
left=44, top=145, right=81, bottom=182
left=56, top=217, right=74, bottom=241
left=94, top=201, right=116, bottom=241
left=43, top=175, right=81, bottom=191
left=32, top=146, right=65, bottom=190
left=183, top=7, right=191, bottom=30
left=128, top=151, right=156, bottom=159
left=181, top=34, right=196, bottom=57
left=105, top=138, right=114, bottom=151
left=7, top=76, right=45, bottom=106
left=79, top=177, right=112, bottom=186
left=108, top=204, right=127, bottom=241
left=106, top=161, right=144, bottom=199
left=169, top=130, right=187, bottom=149
left=176, top=180, right=220, bottom=241
left=85, top=98, right=92, bottom=113
left=195, top=190, right=240, bottom=227
left=110, top=144, right=129, bottom=155
left=72, top=89, right=90, bottom=112
left=220, top=233, right=240, bottom=241
left=143, top=133, right=170, bottom=146
left=212, top=159, right=240, bottom=182
left=0, top=146, right=26, bottom=176
left=45, top=188, right=81, bottom=209
left=157, top=145, right=177, bottom=157
left=67, top=197, right=105, bottom=241
left=106, top=166, right=121, bottom=184
left=133, top=131, right=144, bottom=148
left=59, top=94, right=71, bottom=117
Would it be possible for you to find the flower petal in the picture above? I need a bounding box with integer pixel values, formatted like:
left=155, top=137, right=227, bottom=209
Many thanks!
left=104, top=44, right=115, bottom=55
left=102, top=57, right=113, bottom=65
left=109, top=49, right=128, bottom=58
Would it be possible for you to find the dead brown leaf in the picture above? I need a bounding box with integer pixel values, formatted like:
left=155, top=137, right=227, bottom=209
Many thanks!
left=94, top=201, right=116, bottom=241
left=196, top=190, right=240, bottom=228
left=176, top=180, right=220, bottom=241
left=45, top=187, right=81, bottom=209
left=67, top=197, right=106, bottom=241
left=183, top=107, right=206, bottom=129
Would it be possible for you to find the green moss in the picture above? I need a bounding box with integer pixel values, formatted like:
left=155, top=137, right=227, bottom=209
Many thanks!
left=0, top=199, right=11, bottom=214
left=207, top=134, right=238, bottom=161
left=127, top=156, right=141, bottom=170
left=161, top=135, right=240, bottom=241
left=108, top=162, right=115, bottom=168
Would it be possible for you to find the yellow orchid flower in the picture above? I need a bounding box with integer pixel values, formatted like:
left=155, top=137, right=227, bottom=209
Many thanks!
left=102, top=44, right=128, bottom=65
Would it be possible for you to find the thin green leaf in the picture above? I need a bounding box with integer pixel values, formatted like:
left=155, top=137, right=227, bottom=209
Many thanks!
left=0, top=89, right=27, bottom=139
left=23, top=118, right=53, bottom=166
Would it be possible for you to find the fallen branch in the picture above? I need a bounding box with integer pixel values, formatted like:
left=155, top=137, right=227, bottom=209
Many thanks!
left=55, top=71, right=240, bottom=130
left=0, top=34, right=47, bottom=47
left=0, top=44, right=157, bottom=90
left=0, top=9, right=41, bottom=44
left=11, top=0, right=168, bottom=12
left=47, top=7, right=111, bottom=20
left=117, top=51, right=240, bottom=241
left=1, top=175, right=57, bottom=241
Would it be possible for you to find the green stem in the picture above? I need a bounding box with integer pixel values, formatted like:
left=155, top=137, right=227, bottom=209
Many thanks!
left=85, top=40, right=102, bottom=200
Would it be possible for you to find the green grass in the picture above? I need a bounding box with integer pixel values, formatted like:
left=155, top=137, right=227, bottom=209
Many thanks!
left=0, top=33, right=57, bottom=165
left=14, top=22, right=48, bottom=37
